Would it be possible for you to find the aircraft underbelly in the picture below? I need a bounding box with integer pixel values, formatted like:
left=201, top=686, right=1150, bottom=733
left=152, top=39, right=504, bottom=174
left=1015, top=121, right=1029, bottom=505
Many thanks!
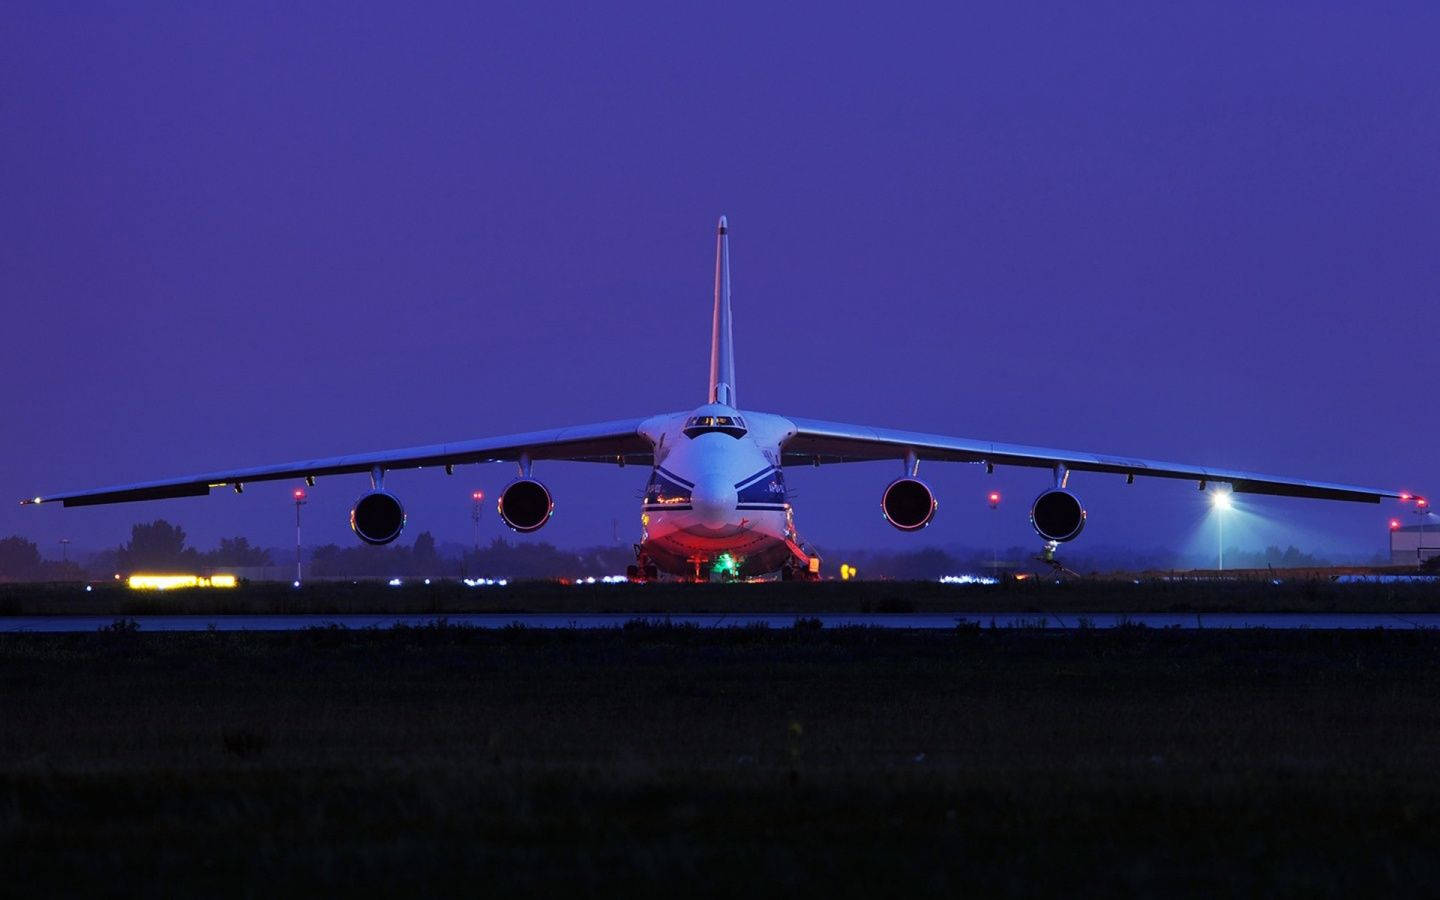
left=640, top=507, right=797, bottom=576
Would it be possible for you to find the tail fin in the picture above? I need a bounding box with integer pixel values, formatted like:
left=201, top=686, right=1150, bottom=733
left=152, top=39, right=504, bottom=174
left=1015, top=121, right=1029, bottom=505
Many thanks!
left=708, top=215, right=736, bottom=405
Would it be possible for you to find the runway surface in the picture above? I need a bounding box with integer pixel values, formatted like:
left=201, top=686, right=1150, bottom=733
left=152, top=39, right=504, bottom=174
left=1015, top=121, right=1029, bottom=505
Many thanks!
left=5, top=612, right=1440, bottom=632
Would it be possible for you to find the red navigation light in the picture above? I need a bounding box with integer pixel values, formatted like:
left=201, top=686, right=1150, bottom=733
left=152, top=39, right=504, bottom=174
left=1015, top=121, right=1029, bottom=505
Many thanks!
left=472, top=490, right=485, bottom=501
left=987, top=491, right=1001, bottom=509
left=293, top=489, right=307, bottom=500
left=1390, top=519, right=1402, bottom=531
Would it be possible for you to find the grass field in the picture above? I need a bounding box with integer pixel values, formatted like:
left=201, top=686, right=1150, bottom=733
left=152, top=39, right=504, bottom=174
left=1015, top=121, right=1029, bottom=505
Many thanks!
left=2, top=575, right=1440, bottom=617
left=4, top=624, right=1440, bottom=896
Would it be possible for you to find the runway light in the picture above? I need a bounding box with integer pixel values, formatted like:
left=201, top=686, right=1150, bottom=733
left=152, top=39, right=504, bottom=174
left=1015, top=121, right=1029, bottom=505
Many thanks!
left=939, top=575, right=999, bottom=585
left=1390, top=519, right=1402, bottom=531
left=472, top=491, right=484, bottom=501
left=293, top=488, right=307, bottom=500
left=128, top=574, right=237, bottom=590
left=987, top=491, right=1001, bottom=509
left=1419, top=498, right=1430, bottom=509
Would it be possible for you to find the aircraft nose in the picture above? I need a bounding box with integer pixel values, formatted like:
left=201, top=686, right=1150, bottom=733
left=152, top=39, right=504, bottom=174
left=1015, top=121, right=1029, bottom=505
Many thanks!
left=690, top=475, right=736, bottom=528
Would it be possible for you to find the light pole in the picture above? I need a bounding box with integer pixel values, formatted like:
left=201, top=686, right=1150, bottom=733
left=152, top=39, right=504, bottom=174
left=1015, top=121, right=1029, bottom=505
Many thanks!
left=471, top=490, right=485, bottom=552
left=1210, top=489, right=1232, bottom=570
left=987, top=491, right=1001, bottom=577
left=293, top=488, right=308, bottom=585
left=1419, top=497, right=1431, bottom=565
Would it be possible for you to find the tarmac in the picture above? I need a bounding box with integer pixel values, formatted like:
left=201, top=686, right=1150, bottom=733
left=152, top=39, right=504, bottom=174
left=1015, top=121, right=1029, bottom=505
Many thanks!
left=5, top=612, right=1440, bottom=632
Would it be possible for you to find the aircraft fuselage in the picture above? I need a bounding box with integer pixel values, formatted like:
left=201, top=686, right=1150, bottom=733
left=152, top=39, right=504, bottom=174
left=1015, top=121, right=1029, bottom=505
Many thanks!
left=637, top=403, right=808, bottom=578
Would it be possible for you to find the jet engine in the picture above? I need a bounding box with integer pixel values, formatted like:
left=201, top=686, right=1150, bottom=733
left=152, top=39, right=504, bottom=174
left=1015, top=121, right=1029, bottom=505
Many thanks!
left=1030, top=488, right=1086, bottom=542
left=882, top=477, right=937, bottom=531
left=351, top=490, right=407, bottom=545
left=498, top=478, right=554, bottom=533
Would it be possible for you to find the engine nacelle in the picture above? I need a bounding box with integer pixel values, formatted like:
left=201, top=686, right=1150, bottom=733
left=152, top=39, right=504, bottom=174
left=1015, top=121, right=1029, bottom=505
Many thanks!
left=882, top=477, right=938, bottom=531
left=1030, top=488, right=1086, bottom=542
left=351, top=490, right=407, bottom=545
left=498, top=478, right=554, bottom=533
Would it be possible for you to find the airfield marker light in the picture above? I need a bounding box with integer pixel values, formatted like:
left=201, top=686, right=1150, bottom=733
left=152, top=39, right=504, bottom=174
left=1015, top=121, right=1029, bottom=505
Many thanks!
left=293, top=488, right=308, bottom=586
left=987, top=491, right=1001, bottom=509
left=1390, top=519, right=1402, bottom=531
left=471, top=491, right=486, bottom=552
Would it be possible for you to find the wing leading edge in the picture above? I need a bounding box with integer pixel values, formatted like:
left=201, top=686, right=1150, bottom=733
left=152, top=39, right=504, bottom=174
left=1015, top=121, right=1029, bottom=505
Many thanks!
left=779, top=416, right=1403, bottom=504
left=23, top=417, right=656, bottom=508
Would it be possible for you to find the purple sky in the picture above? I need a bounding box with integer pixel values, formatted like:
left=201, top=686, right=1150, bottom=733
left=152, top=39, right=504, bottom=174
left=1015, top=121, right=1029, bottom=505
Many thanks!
left=4, top=4, right=1436, bottom=560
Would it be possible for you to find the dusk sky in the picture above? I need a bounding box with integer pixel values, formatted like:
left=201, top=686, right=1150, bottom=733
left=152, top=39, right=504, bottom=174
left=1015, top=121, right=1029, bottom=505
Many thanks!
left=4, top=4, right=1437, bottom=562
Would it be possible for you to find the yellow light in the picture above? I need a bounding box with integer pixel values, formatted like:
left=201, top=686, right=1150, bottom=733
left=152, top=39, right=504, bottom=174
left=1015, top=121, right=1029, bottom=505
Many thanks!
left=808, top=557, right=821, bottom=575
left=127, top=574, right=238, bottom=590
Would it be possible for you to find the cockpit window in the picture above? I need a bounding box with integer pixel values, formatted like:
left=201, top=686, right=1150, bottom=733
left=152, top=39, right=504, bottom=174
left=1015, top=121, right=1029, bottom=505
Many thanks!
left=683, top=415, right=748, bottom=439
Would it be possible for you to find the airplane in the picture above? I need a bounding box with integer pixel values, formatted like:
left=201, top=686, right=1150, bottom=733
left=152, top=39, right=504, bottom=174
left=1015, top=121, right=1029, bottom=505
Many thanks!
left=23, top=217, right=1416, bottom=580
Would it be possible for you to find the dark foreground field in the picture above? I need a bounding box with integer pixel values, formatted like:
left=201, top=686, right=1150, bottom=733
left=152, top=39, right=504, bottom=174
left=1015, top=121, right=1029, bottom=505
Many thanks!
left=4, top=625, right=1440, bottom=896
left=4, top=575, right=1440, bottom=616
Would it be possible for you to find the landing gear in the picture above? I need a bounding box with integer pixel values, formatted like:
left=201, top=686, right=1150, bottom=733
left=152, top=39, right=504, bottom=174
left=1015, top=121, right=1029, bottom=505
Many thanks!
left=781, top=557, right=822, bottom=582
left=627, top=549, right=659, bottom=583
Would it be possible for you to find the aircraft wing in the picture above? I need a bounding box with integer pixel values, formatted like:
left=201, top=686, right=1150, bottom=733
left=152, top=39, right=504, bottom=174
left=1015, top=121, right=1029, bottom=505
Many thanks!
left=778, top=415, right=1404, bottom=504
left=22, top=417, right=655, bottom=508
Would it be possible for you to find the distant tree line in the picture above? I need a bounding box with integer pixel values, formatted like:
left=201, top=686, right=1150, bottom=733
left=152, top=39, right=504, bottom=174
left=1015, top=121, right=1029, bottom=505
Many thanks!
left=0, top=517, right=1402, bottom=583
left=0, top=520, right=272, bottom=582
left=308, top=536, right=634, bottom=579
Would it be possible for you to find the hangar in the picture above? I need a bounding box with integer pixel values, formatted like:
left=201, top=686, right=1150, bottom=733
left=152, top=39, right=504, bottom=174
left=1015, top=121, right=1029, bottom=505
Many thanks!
left=1390, top=520, right=1440, bottom=565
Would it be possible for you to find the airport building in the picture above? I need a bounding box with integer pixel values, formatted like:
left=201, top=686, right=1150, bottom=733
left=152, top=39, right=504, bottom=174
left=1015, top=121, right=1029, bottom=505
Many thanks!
left=1390, top=520, right=1440, bottom=565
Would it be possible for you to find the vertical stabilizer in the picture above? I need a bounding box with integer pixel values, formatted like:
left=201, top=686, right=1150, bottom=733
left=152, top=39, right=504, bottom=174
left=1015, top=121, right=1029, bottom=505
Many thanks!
left=708, top=215, right=736, bottom=405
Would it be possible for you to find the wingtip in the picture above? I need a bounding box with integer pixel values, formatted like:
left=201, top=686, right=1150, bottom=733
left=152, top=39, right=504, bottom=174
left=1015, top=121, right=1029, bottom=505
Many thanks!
left=717, top=215, right=728, bottom=235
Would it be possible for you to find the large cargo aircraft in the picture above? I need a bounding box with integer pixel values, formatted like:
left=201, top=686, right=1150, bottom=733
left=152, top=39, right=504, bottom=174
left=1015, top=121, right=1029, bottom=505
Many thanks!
left=24, top=218, right=1413, bottom=579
